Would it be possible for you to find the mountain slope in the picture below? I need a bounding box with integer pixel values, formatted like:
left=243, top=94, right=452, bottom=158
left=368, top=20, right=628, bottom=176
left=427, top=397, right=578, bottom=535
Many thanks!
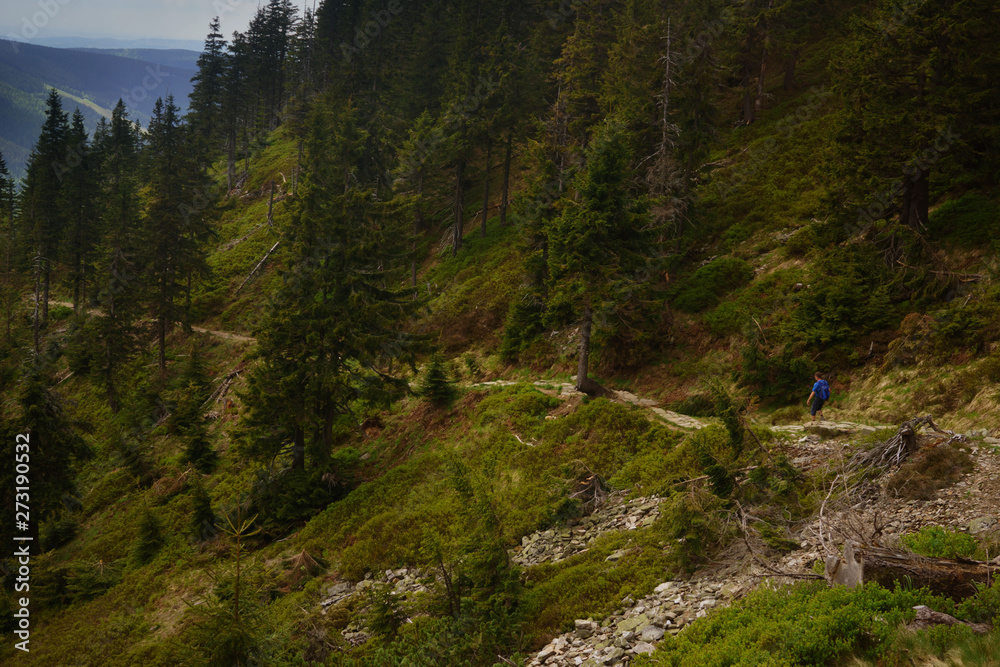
left=0, top=39, right=195, bottom=177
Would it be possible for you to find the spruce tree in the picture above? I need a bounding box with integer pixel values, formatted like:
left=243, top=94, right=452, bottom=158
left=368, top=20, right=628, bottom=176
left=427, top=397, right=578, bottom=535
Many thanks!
left=832, top=0, right=1000, bottom=234
left=0, top=151, right=18, bottom=345
left=92, top=101, right=143, bottom=412
left=547, top=120, right=654, bottom=394
left=61, top=109, right=99, bottom=314
left=142, top=96, right=210, bottom=373
left=238, top=100, right=421, bottom=472
left=20, top=89, right=70, bottom=328
left=188, top=17, right=229, bottom=160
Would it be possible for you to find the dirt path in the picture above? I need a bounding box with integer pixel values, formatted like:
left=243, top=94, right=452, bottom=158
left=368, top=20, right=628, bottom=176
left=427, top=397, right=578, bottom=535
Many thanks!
left=48, top=301, right=256, bottom=344
left=472, top=380, right=885, bottom=435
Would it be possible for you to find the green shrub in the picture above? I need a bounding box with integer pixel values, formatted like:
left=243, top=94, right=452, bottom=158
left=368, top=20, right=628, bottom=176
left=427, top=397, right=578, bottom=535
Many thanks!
left=367, top=583, right=408, bottom=642
left=739, top=341, right=812, bottom=405
left=248, top=468, right=343, bottom=536
left=500, top=292, right=546, bottom=362
left=789, top=246, right=895, bottom=348
left=476, top=383, right=559, bottom=437
left=659, top=488, right=727, bottom=572
left=634, top=582, right=953, bottom=666
left=928, top=192, right=1000, bottom=246
left=671, top=257, right=756, bottom=313
left=132, top=509, right=165, bottom=566
left=784, top=228, right=814, bottom=257
left=41, top=516, right=79, bottom=551
left=422, top=355, right=457, bottom=407
left=901, top=525, right=980, bottom=560
left=957, top=579, right=1000, bottom=625
left=66, top=560, right=122, bottom=601
left=189, top=482, right=217, bottom=541
left=666, top=392, right=715, bottom=418
left=49, top=304, right=74, bottom=321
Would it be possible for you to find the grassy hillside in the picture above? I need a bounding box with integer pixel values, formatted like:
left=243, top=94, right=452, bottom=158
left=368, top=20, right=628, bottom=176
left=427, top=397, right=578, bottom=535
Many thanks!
left=2, top=1, right=999, bottom=665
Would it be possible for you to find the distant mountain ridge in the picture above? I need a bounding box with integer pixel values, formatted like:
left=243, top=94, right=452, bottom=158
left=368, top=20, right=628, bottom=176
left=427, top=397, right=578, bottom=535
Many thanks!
left=0, top=34, right=204, bottom=51
left=0, top=38, right=196, bottom=178
left=72, top=48, right=201, bottom=72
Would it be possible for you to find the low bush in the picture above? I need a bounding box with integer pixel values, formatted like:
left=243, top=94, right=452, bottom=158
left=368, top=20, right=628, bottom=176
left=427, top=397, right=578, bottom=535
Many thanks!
left=634, top=581, right=954, bottom=666
left=927, top=192, right=1000, bottom=246
left=901, top=525, right=980, bottom=560
left=671, top=257, right=755, bottom=313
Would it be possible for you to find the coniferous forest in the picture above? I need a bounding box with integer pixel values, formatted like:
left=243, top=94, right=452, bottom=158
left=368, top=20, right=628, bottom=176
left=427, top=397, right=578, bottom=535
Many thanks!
left=2, top=0, right=1000, bottom=664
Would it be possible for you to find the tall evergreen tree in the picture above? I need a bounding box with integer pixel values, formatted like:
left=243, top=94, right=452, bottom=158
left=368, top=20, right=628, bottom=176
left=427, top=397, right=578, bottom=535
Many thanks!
left=547, top=120, right=653, bottom=394
left=0, top=152, right=17, bottom=345
left=92, top=101, right=143, bottom=412
left=0, top=363, right=91, bottom=553
left=238, top=100, right=421, bottom=472
left=142, top=96, right=210, bottom=373
left=832, top=0, right=1000, bottom=234
left=188, top=17, right=229, bottom=159
left=61, top=109, right=99, bottom=313
left=20, top=89, right=70, bottom=327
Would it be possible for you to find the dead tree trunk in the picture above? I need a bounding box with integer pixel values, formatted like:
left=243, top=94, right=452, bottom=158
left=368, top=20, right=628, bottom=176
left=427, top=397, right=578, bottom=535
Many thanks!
left=754, top=0, right=774, bottom=115
left=413, top=171, right=424, bottom=290
left=856, top=545, right=1000, bottom=601
left=574, top=300, right=608, bottom=396
left=900, top=168, right=930, bottom=229
left=267, top=181, right=275, bottom=227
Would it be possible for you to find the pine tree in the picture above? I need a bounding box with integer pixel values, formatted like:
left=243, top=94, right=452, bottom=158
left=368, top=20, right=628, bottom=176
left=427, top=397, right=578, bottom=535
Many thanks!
left=547, top=120, right=654, bottom=394
left=0, top=151, right=19, bottom=345
left=92, top=101, right=144, bottom=412
left=132, top=508, right=164, bottom=565
left=188, top=17, right=229, bottom=160
left=2, top=363, right=92, bottom=553
left=238, top=100, right=421, bottom=472
left=832, top=0, right=1000, bottom=235
left=142, top=96, right=210, bottom=373
left=20, top=89, right=70, bottom=330
left=61, top=109, right=99, bottom=314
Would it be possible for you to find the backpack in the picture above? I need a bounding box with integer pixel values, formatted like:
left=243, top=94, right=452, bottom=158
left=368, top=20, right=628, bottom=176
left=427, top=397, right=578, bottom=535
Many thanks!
left=817, top=380, right=830, bottom=400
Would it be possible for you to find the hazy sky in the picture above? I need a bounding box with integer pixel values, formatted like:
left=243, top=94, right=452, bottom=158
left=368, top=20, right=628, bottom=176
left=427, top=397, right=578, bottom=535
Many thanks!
left=1, top=0, right=303, bottom=45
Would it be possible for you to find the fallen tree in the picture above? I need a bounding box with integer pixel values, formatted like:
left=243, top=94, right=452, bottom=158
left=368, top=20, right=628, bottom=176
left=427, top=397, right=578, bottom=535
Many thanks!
left=855, top=543, right=1000, bottom=600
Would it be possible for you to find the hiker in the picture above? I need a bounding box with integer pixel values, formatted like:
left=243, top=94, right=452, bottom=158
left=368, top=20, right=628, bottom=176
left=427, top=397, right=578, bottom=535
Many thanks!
left=807, top=372, right=831, bottom=422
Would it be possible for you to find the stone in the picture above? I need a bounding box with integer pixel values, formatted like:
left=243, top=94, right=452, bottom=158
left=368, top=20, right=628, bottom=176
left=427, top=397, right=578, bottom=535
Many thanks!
left=632, top=641, right=656, bottom=654
left=601, top=647, right=625, bottom=664
left=654, top=581, right=674, bottom=594
left=537, top=647, right=556, bottom=661
left=640, top=625, right=665, bottom=641
left=616, top=613, right=649, bottom=633
left=969, top=517, right=997, bottom=534
left=576, top=619, right=599, bottom=639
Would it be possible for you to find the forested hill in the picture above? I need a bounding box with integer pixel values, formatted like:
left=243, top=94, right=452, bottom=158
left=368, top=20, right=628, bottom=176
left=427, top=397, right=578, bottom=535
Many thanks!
left=0, top=39, right=195, bottom=177
left=1, top=0, right=1000, bottom=664
left=71, top=48, right=201, bottom=72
